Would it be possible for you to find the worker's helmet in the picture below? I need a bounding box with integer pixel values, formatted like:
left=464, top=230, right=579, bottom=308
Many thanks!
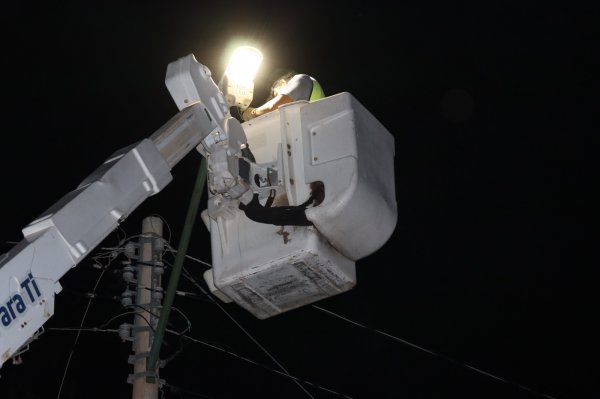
left=267, top=68, right=297, bottom=100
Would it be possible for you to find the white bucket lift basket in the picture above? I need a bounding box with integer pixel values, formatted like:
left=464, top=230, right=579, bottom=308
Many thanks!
left=205, top=92, right=397, bottom=319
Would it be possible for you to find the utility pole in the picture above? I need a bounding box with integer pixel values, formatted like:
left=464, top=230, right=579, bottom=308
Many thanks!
left=129, top=216, right=164, bottom=399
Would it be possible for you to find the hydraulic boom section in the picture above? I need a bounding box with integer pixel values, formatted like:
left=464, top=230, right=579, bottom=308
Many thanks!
left=0, top=54, right=238, bottom=367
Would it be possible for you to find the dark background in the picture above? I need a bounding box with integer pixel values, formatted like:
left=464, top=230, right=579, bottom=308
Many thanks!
left=0, top=1, right=593, bottom=398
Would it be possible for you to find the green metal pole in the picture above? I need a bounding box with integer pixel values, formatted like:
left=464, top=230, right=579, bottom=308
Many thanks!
left=146, top=156, right=207, bottom=380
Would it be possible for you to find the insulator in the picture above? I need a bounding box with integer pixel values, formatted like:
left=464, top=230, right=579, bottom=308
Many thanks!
left=121, top=290, right=135, bottom=307
left=122, top=265, right=136, bottom=282
left=124, top=242, right=137, bottom=259
left=152, top=286, right=164, bottom=301
left=118, top=323, right=133, bottom=342
left=152, top=261, right=164, bottom=275
left=153, top=237, right=165, bottom=252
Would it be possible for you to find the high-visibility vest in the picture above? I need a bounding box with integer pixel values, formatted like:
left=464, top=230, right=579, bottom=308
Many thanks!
left=309, top=77, right=325, bottom=102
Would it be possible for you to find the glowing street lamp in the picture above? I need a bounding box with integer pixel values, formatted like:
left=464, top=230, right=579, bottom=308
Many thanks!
left=220, top=46, right=263, bottom=111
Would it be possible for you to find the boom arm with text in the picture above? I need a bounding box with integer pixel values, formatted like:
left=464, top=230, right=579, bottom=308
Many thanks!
left=0, top=54, right=397, bottom=367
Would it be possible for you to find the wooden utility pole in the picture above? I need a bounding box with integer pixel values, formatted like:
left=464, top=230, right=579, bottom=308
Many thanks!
left=131, top=216, right=163, bottom=399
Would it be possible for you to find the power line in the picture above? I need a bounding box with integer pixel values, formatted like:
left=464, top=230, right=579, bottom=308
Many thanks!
left=143, top=227, right=561, bottom=398
left=49, top=327, right=118, bottom=333
left=164, top=383, right=217, bottom=399
left=164, top=249, right=558, bottom=398
left=47, top=325, right=352, bottom=398
left=311, top=305, right=558, bottom=399
left=56, top=266, right=108, bottom=399
left=170, top=256, right=315, bottom=399
left=179, top=333, right=354, bottom=399
left=100, top=311, right=156, bottom=333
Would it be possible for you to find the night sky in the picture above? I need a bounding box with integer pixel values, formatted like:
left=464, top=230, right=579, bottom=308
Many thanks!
left=0, top=1, right=592, bottom=399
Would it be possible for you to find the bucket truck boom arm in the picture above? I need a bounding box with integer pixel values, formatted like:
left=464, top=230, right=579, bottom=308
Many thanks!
left=0, top=54, right=248, bottom=367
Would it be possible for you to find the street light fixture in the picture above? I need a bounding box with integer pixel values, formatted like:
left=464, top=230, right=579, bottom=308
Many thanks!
left=219, top=46, right=263, bottom=111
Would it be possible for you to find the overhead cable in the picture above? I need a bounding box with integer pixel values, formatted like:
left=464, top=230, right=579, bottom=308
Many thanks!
left=312, top=305, right=557, bottom=399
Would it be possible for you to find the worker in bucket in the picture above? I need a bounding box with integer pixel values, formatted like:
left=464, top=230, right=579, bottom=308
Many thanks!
left=241, top=70, right=325, bottom=121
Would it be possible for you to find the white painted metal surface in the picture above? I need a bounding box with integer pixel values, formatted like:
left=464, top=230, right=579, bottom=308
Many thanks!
left=207, top=92, right=397, bottom=318
left=0, top=139, right=172, bottom=364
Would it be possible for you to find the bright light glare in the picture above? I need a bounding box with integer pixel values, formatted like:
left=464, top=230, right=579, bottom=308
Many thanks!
left=225, top=46, right=263, bottom=83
